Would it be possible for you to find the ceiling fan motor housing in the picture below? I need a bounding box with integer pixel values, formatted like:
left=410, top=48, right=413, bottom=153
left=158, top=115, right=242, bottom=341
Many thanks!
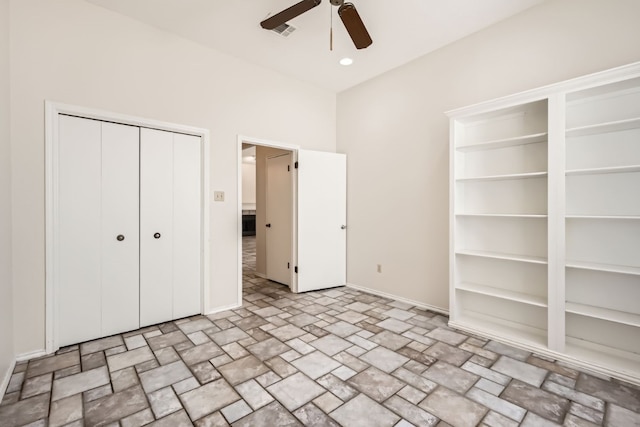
left=330, top=0, right=345, bottom=6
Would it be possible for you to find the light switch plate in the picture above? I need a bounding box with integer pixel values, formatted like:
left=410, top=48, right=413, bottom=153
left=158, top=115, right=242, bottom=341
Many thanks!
left=214, top=191, right=225, bottom=202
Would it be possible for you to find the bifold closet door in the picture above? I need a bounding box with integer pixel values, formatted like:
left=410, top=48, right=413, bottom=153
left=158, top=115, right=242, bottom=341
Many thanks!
left=140, top=128, right=202, bottom=327
left=58, top=116, right=140, bottom=346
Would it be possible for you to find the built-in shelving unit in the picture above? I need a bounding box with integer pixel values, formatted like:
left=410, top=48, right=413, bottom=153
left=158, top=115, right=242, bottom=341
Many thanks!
left=564, top=74, right=640, bottom=380
left=450, top=99, right=550, bottom=348
left=448, top=62, right=640, bottom=385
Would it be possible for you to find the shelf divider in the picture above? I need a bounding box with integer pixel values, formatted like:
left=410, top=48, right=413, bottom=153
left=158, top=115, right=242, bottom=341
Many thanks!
left=456, top=213, right=548, bottom=218
left=456, top=171, right=548, bottom=182
left=566, top=260, right=640, bottom=276
left=566, top=302, right=640, bottom=328
left=452, top=312, right=547, bottom=348
left=456, top=132, right=548, bottom=152
left=456, top=249, right=547, bottom=264
left=565, top=215, right=640, bottom=220
left=565, top=165, right=640, bottom=176
left=565, top=338, right=640, bottom=380
left=566, top=117, right=640, bottom=137
left=457, top=282, right=547, bottom=307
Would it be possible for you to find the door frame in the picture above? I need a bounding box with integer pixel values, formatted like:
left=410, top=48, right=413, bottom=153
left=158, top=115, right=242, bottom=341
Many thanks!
left=236, top=135, right=299, bottom=300
left=45, top=101, right=211, bottom=353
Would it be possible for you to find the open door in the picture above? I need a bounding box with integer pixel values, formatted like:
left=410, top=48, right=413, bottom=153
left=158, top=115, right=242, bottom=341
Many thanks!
left=296, top=150, right=347, bottom=292
left=266, top=153, right=292, bottom=286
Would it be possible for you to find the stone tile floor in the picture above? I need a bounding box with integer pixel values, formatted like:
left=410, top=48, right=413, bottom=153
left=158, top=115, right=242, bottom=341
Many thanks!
left=1, top=236, right=640, bottom=426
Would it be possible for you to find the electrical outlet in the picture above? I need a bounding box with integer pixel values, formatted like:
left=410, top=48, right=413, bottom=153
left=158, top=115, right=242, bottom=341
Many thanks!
left=214, top=191, right=225, bottom=202
left=377, top=264, right=382, bottom=273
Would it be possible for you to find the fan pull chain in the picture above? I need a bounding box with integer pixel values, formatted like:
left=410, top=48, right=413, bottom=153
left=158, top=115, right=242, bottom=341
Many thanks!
left=330, top=4, right=333, bottom=51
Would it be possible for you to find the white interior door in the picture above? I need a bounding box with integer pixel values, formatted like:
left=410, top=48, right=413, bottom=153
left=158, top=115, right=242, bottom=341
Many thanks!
left=100, top=122, right=140, bottom=336
left=266, top=153, right=292, bottom=286
left=140, top=128, right=202, bottom=326
left=140, top=129, right=175, bottom=326
left=58, top=116, right=139, bottom=346
left=297, top=150, right=347, bottom=293
left=172, top=133, right=202, bottom=319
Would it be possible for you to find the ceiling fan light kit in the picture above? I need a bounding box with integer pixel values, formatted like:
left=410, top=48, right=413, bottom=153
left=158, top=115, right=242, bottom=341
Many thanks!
left=260, top=0, right=372, bottom=50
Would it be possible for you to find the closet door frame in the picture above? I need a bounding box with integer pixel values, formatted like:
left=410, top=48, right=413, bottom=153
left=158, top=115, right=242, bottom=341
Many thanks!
left=45, top=101, right=211, bottom=354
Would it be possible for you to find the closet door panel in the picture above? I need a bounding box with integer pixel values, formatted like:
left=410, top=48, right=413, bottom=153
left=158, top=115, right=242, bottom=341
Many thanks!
left=172, top=134, right=202, bottom=319
left=58, top=116, right=103, bottom=346
left=101, top=123, right=140, bottom=336
left=140, top=128, right=174, bottom=327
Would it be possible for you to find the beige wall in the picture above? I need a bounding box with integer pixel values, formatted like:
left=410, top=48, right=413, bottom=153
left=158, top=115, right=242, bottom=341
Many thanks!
left=337, top=0, right=640, bottom=311
left=0, top=0, right=15, bottom=389
left=9, top=0, right=336, bottom=355
left=254, top=146, right=291, bottom=276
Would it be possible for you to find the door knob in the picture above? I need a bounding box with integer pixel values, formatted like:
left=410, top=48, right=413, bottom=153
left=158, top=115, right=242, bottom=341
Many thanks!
left=341, top=225, right=347, bottom=230
left=154, top=232, right=161, bottom=239
left=266, top=224, right=272, bottom=228
left=116, top=235, right=125, bottom=241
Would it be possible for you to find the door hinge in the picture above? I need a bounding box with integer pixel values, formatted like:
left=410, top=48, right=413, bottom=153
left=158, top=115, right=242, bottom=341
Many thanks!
left=287, top=165, right=290, bottom=172
left=287, top=262, right=290, bottom=269
left=294, top=161, right=298, bottom=169
left=294, top=266, right=298, bottom=273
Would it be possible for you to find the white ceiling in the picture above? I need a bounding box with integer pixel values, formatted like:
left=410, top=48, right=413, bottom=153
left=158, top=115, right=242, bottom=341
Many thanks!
left=85, top=0, right=545, bottom=92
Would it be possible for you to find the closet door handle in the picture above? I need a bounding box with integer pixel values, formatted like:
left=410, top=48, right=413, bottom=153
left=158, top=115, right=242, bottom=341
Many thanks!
left=117, top=235, right=125, bottom=241
left=266, top=224, right=271, bottom=228
left=154, top=232, right=161, bottom=239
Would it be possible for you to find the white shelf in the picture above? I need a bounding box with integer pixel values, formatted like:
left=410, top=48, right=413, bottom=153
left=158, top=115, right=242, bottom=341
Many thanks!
left=566, top=215, right=640, bottom=220
left=566, top=302, right=640, bottom=328
left=456, top=249, right=547, bottom=265
left=565, top=165, right=640, bottom=176
left=565, top=338, right=640, bottom=379
left=456, top=132, right=548, bottom=152
left=566, top=260, right=640, bottom=276
left=456, top=213, right=547, bottom=218
left=453, top=312, right=547, bottom=348
left=457, top=282, right=547, bottom=307
left=456, top=171, right=547, bottom=182
left=566, top=117, right=640, bottom=137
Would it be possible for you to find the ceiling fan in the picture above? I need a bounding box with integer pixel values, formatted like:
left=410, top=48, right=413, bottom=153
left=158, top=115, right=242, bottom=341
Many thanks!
left=260, top=0, right=373, bottom=50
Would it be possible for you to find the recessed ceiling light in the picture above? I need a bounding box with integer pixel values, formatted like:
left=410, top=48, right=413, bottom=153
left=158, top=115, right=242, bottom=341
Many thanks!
left=339, top=57, right=353, bottom=66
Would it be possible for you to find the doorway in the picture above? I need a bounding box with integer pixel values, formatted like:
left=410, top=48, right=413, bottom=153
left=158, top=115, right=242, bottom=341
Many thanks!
left=237, top=135, right=348, bottom=303
left=240, top=140, right=296, bottom=293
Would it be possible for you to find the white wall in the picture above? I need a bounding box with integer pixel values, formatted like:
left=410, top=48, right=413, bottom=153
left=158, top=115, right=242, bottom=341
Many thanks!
left=0, top=0, right=15, bottom=391
left=337, top=0, right=640, bottom=311
left=9, top=0, right=336, bottom=355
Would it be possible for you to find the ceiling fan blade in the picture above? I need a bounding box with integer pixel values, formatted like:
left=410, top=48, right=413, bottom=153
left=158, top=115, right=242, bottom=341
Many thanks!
left=261, top=0, right=322, bottom=30
left=338, top=2, right=372, bottom=49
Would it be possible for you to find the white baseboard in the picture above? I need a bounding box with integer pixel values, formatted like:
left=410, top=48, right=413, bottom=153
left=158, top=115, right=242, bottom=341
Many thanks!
left=16, top=349, right=47, bottom=362
left=0, top=349, right=47, bottom=398
left=0, top=358, right=16, bottom=399
left=345, top=283, right=449, bottom=316
left=205, top=302, right=242, bottom=317
left=450, top=320, right=640, bottom=387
